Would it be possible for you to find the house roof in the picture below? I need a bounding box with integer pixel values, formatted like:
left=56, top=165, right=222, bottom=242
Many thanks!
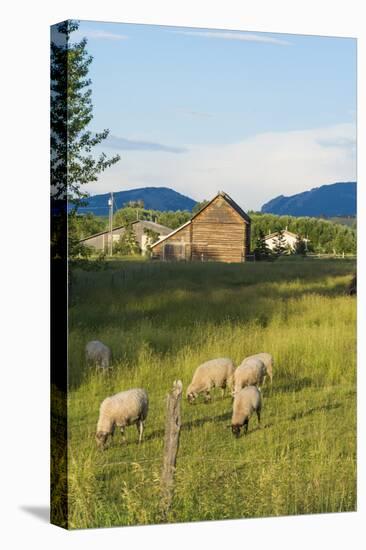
left=150, top=191, right=251, bottom=249
left=264, top=229, right=309, bottom=241
left=79, top=219, right=172, bottom=243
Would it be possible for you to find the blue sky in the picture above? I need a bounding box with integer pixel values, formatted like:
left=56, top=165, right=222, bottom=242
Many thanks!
left=74, top=20, right=356, bottom=210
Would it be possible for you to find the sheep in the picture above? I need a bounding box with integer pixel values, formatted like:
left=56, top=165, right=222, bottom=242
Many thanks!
left=231, top=385, right=262, bottom=437
left=85, top=340, right=112, bottom=371
left=243, top=352, right=274, bottom=384
left=95, top=388, right=148, bottom=449
left=233, top=357, right=266, bottom=395
left=186, top=358, right=235, bottom=404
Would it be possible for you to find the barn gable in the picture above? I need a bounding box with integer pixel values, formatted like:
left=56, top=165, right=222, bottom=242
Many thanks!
left=151, top=191, right=251, bottom=263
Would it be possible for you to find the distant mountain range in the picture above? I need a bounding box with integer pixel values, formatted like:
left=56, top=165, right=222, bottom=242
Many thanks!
left=78, top=187, right=197, bottom=215
left=261, top=182, right=356, bottom=217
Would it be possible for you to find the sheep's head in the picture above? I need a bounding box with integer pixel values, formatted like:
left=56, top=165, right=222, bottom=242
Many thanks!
left=95, top=431, right=109, bottom=449
left=231, top=424, right=241, bottom=438
left=186, top=387, right=197, bottom=404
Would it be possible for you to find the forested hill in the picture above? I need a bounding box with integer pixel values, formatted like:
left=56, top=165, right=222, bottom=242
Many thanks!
left=261, top=182, right=356, bottom=217
left=78, top=187, right=197, bottom=215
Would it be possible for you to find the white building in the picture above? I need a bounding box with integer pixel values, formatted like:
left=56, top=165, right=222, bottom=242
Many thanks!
left=264, top=229, right=309, bottom=252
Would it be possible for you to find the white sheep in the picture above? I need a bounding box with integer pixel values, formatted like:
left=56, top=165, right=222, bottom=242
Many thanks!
left=233, top=357, right=266, bottom=395
left=95, top=388, right=149, bottom=449
left=85, top=340, right=112, bottom=371
left=186, top=357, right=235, bottom=403
left=243, top=352, right=274, bottom=383
left=231, top=385, right=262, bottom=437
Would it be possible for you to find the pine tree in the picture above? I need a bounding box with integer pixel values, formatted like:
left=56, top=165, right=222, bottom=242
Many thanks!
left=273, top=230, right=286, bottom=257
left=253, top=230, right=271, bottom=260
left=51, top=20, right=120, bottom=205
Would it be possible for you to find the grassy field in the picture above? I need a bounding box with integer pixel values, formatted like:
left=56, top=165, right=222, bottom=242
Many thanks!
left=67, top=257, right=356, bottom=529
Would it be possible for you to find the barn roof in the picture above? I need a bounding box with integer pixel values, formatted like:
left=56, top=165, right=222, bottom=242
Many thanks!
left=79, top=219, right=172, bottom=243
left=150, top=191, right=251, bottom=249
left=149, top=220, right=192, bottom=248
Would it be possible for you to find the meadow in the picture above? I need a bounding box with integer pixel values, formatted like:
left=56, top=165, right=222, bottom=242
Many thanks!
left=67, top=257, right=356, bottom=529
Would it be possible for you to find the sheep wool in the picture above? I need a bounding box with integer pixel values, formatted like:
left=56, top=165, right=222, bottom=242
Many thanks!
left=85, top=340, right=112, bottom=370
left=96, top=388, right=148, bottom=449
left=231, top=385, right=262, bottom=437
left=233, top=357, right=266, bottom=395
left=243, top=352, right=274, bottom=383
left=186, top=357, right=235, bottom=403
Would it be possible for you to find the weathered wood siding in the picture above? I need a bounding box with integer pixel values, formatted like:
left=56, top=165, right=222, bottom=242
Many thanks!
left=191, top=195, right=246, bottom=262
left=152, top=224, right=191, bottom=260
left=151, top=194, right=251, bottom=262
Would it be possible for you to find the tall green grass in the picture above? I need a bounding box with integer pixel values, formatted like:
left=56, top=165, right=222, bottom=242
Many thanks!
left=66, top=258, right=356, bottom=528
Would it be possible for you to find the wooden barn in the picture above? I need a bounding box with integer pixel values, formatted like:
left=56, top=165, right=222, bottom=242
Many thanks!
left=150, top=191, right=251, bottom=262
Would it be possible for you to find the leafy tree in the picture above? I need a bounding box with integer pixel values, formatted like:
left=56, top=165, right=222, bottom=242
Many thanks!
left=51, top=20, right=120, bottom=205
left=192, top=200, right=209, bottom=215
left=294, top=235, right=307, bottom=256
left=72, top=213, right=107, bottom=239
left=156, top=210, right=191, bottom=230
left=127, top=200, right=144, bottom=208
left=143, top=228, right=160, bottom=256
left=113, top=225, right=141, bottom=256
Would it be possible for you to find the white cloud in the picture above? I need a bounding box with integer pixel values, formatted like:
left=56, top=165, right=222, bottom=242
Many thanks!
left=171, top=30, right=290, bottom=46
left=85, top=123, right=356, bottom=211
left=73, top=30, right=128, bottom=41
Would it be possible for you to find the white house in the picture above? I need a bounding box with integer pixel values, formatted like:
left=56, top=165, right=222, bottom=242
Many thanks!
left=264, top=229, right=309, bottom=252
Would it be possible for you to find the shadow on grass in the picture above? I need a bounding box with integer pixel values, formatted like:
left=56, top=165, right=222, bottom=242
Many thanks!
left=291, top=402, right=341, bottom=421
left=275, top=377, right=313, bottom=393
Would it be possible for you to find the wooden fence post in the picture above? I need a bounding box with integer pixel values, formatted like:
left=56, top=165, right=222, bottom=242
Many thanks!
left=160, top=380, right=183, bottom=520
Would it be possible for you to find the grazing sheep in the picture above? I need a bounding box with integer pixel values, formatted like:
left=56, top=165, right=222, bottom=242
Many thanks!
left=186, top=358, right=235, bottom=403
left=231, top=385, right=262, bottom=437
left=95, top=388, right=148, bottom=449
left=243, top=352, right=274, bottom=383
left=233, top=357, right=266, bottom=395
left=85, top=340, right=111, bottom=371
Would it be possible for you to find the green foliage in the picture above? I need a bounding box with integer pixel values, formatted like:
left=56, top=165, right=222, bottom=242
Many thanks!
left=253, top=229, right=271, bottom=260
left=68, top=213, right=92, bottom=258
left=249, top=212, right=356, bottom=254
left=155, top=210, right=191, bottom=230
left=143, top=228, right=160, bottom=254
left=51, top=20, right=120, bottom=204
left=113, top=206, right=191, bottom=231
left=69, top=213, right=107, bottom=241
left=272, top=230, right=287, bottom=257
left=113, top=225, right=141, bottom=256
left=65, top=259, right=356, bottom=528
left=294, top=235, right=307, bottom=256
left=191, top=200, right=210, bottom=215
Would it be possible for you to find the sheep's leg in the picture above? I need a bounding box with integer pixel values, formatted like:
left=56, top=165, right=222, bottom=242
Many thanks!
left=221, top=387, right=225, bottom=399
left=137, top=420, right=144, bottom=444
left=204, top=390, right=211, bottom=403
left=257, top=410, right=261, bottom=427
left=120, top=427, right=126, bottom=443
left=243, top=419, right=249, bottom=434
